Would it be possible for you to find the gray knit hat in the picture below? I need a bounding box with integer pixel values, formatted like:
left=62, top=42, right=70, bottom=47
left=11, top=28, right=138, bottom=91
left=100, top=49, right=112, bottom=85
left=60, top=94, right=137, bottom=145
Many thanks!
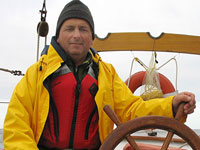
left=56, top=0, right=94, bottom=39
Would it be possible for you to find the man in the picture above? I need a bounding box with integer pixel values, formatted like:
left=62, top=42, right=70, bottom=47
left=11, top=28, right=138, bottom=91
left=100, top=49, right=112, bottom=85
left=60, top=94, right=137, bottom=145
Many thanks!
left=3, top=0, right=196, bottom=149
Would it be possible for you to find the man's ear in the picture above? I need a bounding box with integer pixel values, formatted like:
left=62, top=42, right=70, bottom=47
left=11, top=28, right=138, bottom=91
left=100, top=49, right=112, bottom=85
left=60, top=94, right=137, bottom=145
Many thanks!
left=57, top=37, right=60, bottom=43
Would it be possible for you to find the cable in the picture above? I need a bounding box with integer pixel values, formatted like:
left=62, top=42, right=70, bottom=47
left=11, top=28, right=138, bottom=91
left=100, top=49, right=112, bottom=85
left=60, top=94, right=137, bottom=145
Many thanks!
left=36, top=0, right=49, bottom=61
left=0, top=68, right=24, bottom=76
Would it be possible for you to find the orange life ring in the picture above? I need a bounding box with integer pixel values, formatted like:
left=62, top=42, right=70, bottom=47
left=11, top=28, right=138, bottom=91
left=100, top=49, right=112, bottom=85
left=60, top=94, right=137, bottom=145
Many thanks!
left=125, top=71, right=175, bottom=95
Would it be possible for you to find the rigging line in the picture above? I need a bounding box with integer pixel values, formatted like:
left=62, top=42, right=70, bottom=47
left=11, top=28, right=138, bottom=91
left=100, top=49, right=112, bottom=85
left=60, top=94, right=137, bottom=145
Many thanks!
left=0, top=68, right=24, bottom=76
left=153, top=39, right=158, bottom=64
left=0, top=101, right=9, bottom=104
left=156, top=56, right=178, bottom=91
left=0, top=68, right=11, bottom=73
left=40, top=0, right=47, bottom=22
left=127, top=57, right=148, bottom=87
left=152, top=38, right=178, bottom=91
left=127, top=58, right=136, bottom=87
left=37, top=35, right=40, bottom=62
left=45, top=36, right=47, bottom=45
left=36, top=0, right=49, bottom=62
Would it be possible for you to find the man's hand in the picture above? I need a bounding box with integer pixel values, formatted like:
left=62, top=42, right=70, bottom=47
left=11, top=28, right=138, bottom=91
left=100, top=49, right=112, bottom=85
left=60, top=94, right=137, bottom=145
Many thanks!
left=172, top=92, right=196, bottom=115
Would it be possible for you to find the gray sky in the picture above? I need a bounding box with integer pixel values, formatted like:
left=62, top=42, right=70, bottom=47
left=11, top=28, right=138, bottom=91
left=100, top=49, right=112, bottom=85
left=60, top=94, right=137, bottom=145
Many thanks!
left=0, top=0, right=200, bottom=129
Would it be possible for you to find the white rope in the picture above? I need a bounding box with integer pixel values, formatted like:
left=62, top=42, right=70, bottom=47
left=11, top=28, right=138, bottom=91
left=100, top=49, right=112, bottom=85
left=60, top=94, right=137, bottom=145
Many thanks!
left=127, top=57, right=148, bottom=87
left=37, top=34, right=40, bottom=62
left=37, top=32, right=47, bottom=62
left=157, top=56, right=178, bottom=91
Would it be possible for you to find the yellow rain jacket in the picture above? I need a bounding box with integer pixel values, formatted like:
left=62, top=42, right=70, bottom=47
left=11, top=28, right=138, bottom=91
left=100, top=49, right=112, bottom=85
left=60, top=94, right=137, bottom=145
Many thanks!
left=3, top=39, right=174, bottom=150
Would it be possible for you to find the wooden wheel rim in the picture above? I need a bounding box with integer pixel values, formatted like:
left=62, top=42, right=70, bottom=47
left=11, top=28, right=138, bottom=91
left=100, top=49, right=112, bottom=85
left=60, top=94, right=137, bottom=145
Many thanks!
left=100, top=116, right=200, bottom=150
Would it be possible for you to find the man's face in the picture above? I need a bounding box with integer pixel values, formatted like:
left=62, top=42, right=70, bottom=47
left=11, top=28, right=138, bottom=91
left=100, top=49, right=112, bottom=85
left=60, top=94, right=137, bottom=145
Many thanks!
left=57, top=18, right=93, bottom=65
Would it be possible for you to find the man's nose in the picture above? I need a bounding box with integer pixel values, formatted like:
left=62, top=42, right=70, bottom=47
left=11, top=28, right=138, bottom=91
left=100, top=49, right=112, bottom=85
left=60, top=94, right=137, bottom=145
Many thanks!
left=73, top=28, right=81, bottom=38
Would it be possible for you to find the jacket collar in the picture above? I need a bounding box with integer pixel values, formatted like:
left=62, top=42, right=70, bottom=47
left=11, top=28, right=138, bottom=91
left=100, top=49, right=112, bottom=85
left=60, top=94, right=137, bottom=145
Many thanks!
left=51, top=36, right=68, bottom=62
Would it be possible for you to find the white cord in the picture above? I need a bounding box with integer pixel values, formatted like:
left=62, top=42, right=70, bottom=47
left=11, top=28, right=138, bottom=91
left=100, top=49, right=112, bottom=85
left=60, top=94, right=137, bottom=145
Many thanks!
left=157, top=56, right=178, bottom=91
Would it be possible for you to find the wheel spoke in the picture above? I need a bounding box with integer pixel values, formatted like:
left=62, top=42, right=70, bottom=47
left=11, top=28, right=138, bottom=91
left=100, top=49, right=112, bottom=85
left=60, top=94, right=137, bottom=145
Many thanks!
left=161, top=131, right=174, bottom=150
left=125, top=135, right=140, bottom=150
left=103, top=105, right=140, bottom=150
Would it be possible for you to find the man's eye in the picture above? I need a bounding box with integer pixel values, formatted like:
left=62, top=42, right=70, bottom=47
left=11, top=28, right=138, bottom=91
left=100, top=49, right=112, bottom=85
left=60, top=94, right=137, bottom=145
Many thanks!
left=80, top=27, right=88, bottom=32
left=65, top=28, right=73, bottom=31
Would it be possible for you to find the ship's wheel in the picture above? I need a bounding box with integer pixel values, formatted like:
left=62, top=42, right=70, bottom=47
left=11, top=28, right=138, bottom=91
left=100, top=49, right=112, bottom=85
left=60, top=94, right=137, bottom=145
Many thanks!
left=99, top=104, right=200, bottom=150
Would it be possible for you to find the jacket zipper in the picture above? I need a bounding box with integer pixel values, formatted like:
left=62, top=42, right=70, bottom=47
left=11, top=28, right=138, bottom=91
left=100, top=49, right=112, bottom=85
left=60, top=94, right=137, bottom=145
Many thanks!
left=68, top=67, right=81, bottom=148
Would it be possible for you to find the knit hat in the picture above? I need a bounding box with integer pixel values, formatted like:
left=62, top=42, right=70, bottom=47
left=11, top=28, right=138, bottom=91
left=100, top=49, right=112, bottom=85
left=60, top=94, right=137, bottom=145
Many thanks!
left=56, top=0, right=95, bottom=39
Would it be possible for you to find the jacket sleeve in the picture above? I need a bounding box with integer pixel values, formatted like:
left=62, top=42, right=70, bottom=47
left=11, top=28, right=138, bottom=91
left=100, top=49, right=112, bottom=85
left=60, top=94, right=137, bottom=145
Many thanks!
left=3, top=65, right=39, bottom=150
left=110, top=64, right=174, bottom=123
